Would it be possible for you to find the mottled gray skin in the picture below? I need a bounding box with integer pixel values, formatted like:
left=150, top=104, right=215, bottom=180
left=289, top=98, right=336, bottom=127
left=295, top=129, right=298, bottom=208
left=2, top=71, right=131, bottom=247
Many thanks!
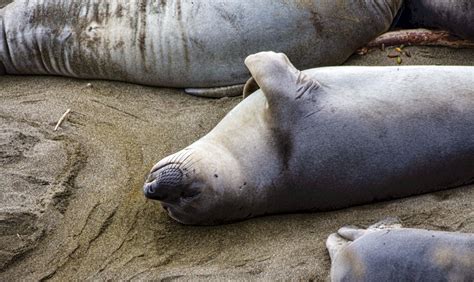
left=327, top=220, right=474, bottom=282
left=143, top=52, right=474, bottom=225
left=0, top=0, right=401, bottom=91
left=398, top=0, right=474, bottom=40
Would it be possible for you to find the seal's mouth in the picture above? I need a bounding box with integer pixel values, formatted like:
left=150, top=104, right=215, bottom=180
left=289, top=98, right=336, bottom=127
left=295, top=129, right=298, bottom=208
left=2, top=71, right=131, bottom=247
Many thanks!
left=143, top=180, right=201, bottom=203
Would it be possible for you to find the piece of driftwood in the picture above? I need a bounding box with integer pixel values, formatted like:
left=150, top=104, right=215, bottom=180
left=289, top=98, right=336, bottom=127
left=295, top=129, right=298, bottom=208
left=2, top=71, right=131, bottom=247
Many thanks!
left=366, top=28, right=474, bottom=49
left=54, top=108, right=71, bottom=131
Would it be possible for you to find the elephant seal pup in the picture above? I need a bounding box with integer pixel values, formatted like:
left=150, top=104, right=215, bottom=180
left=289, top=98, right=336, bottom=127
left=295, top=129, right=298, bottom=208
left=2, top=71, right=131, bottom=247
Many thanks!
left=143, top=52, right=474, bottom=225
left=0, top=0, right=402, bottom=96
left=326, top=219, right=474, bottom=282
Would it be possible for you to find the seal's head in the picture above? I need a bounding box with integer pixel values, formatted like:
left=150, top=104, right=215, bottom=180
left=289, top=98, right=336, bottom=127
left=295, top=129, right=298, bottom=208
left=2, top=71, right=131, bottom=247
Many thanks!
left=143, top=141, right=249, bottom=225
left=143, top=149, right=201, bottom=203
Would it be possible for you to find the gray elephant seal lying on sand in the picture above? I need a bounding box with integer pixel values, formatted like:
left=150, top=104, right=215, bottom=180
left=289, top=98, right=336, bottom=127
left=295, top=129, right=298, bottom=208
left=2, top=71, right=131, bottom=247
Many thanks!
left=143, top=52, right=474, bottom=225
left=398, top=0, right=474, bottom=40
left=326, top=219, right=474, bottom=282
left=1, top=1, right=474, bottom=96
left=0, top=0, right=401, bottom=96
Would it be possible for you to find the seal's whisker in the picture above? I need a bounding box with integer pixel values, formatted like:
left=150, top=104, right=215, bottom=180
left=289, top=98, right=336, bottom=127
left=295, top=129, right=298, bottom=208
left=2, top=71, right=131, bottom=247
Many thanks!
left=172, top=150, right=190, bottom=169
left=168, top=150, right=185, bottom=169
left=181, top=154, right=199, bottom=169
left=178, top=152, right=194, bottom=168
left=168, top=152, right=179, bottom=166
left=182, top=158, right=202, bottom=171
left=176, top=149, right=192, bottom=163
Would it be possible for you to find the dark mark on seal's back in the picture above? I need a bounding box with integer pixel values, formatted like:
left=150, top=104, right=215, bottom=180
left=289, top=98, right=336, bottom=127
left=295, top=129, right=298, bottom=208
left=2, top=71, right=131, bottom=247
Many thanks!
left=115, top=4, right=123, bottom=18
left=137, top=0, right=148, bottom=64
left=175, top=0, right=190, bottom=68
left=309, top=10, right=324, bottom=35
left=273, top=128, right=292, bottom=170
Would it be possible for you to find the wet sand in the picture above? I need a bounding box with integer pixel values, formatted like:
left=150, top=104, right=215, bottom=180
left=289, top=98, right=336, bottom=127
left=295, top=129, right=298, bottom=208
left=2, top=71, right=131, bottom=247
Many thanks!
left=1, top=46, right=473, bottom=280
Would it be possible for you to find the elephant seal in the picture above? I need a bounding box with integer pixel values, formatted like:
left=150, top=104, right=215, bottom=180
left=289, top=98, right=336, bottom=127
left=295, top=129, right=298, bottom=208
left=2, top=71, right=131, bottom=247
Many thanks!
left=0, top=0, right=403, bottom=96
left=326, top=219, right=474, bottom=282
left=143, top=52, right=474, bottom=225
left=397, top=0, right=474, bottom=40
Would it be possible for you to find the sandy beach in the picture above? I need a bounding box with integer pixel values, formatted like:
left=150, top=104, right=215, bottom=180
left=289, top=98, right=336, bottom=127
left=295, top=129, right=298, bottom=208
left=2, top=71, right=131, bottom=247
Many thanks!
left=1, top=45, right=473, bottom=280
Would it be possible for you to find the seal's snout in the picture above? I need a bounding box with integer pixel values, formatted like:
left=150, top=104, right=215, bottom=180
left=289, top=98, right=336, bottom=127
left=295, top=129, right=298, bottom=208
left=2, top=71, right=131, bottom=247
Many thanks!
left=143, top=165, right=199, bottom=203
left=143, top=180, right=162, bottom=199
left=152, top=167, right=184, bottom=188
left=143, top=166, right=184, bottom=201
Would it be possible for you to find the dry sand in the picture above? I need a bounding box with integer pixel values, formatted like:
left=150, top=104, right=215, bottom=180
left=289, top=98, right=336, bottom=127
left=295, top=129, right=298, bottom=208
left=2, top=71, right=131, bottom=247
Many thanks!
left=0, top=46, right=473, bottom=281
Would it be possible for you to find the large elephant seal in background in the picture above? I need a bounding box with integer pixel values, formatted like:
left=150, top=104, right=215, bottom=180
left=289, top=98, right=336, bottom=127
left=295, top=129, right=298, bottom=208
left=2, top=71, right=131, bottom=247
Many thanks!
left=0, top=0, right=402, bottom=96
left=143, top=52, right=474, bottom=225
left=326, top=219, right=474, bottom=281
left=398, top=0, right=474, bottom=40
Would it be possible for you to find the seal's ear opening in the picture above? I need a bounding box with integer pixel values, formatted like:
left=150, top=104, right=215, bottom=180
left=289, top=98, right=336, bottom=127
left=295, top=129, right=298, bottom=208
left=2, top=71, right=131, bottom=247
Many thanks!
left=242, top=77, right=259, bottom=99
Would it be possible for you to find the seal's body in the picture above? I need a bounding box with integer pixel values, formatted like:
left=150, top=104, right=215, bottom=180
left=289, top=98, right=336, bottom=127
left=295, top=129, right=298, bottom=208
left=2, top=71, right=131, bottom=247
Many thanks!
left=0, top=0, right=401, bottom=92
left=399, top=0, right=474, bottom=40
left=144, top=52, right=474, bottom=225
left=326, top=219, right=474, bottom=282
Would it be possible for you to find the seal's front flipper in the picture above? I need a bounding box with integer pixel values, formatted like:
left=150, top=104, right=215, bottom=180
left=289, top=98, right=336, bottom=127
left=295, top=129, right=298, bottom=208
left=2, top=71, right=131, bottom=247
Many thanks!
left=337, top=226, right=367, bottom=241
left=337, top=218, right=402, bottom=241
left=244, top=52, right=320, bottom=105
left=326, top=233, right=350, bottom=262
left=185, top=84, right=244, bottom=98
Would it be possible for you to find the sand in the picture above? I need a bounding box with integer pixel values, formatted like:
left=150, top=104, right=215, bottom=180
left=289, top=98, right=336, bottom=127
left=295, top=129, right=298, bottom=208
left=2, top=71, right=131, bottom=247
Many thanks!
left=0, top=46, right=473, bottom=281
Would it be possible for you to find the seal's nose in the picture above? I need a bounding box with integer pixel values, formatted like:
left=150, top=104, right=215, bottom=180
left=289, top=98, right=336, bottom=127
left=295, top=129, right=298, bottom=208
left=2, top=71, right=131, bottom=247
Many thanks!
left=143, top=180, right=163, bottom=200
left=143, top=167, right=184, bottom=201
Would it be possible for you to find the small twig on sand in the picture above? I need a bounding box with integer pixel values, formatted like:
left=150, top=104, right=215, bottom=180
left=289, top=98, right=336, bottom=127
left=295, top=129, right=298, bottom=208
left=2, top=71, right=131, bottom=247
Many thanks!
left=365, top=28, right=474, bottom=49
left=54, top=108, right=71, bottom=131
